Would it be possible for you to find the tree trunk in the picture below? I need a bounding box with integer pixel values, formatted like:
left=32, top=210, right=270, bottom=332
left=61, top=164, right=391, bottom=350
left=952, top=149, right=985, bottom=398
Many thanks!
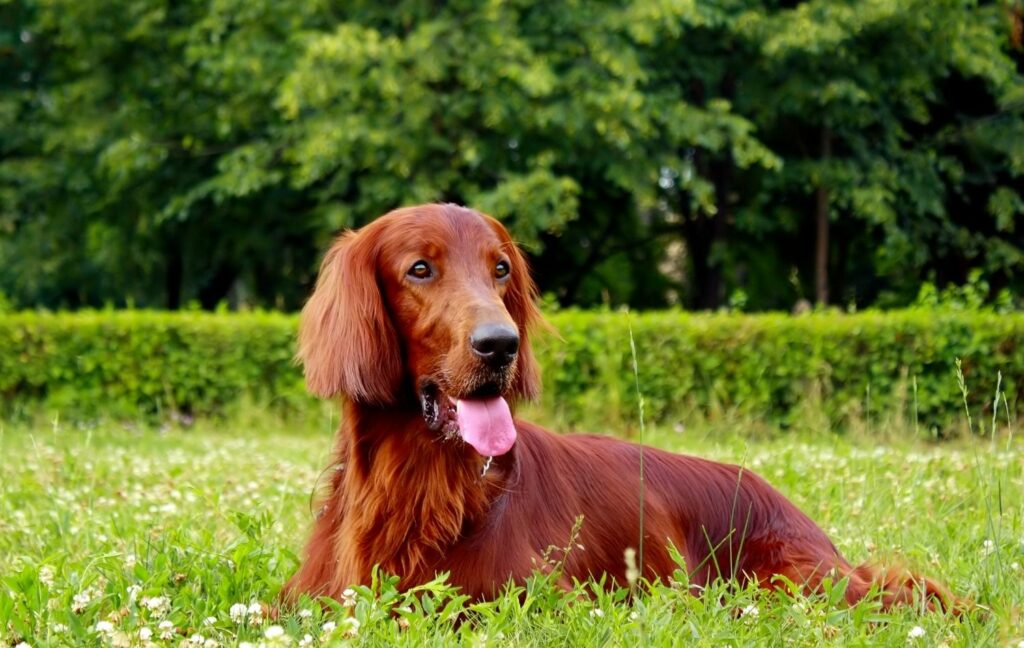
left=199, top=264, right=238, bottom=310
left=814, top=125, right=832, bottom=306
left=165, top=232, right=183, bottom=310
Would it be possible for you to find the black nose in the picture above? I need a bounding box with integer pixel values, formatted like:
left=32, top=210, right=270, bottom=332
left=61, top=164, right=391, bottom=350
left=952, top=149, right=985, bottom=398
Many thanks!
left=470, top=323, right=520, bottom=367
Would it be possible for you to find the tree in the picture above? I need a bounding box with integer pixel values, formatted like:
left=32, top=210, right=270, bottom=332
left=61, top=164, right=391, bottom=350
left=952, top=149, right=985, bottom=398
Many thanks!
left=1, top=0, right=1021, bottom=312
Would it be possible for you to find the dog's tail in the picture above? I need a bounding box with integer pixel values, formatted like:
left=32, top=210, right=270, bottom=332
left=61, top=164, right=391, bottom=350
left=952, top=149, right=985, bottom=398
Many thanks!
left=838, top=561, right=962, bottom=613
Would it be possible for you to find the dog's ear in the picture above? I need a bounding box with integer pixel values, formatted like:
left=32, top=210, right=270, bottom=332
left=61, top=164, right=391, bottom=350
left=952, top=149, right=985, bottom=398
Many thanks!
left=501, top=237, right=543, bottom=402
left=298, top=229, right=403, bottom=403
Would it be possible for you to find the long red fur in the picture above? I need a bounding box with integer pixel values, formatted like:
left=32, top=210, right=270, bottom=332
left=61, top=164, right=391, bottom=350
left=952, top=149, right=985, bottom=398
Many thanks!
left=284, top=204, right=958, bottom=612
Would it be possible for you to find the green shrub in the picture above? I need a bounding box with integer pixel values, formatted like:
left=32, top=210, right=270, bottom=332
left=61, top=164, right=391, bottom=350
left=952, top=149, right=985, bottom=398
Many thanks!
left=0, top=310, right=306, bottom=420
left=1, top=309, right=1020, bottom=432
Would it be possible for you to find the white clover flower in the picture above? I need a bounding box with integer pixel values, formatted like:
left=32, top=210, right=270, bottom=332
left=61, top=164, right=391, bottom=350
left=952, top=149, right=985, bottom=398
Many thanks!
left=239, top=643, right=255, bottom=648
left=342, top=617, right=360, bottom=639
left=125, top=554, right=137, bottom=569
left=38, top=566, right=54, bottom=587
left=50, top=623, right=69, bottom=634
left=203, top=616, right=217, bottom=626
left=203, top=640, right=218, bottom=648
left=298, top=608, right=313, bottom=619
left=265, top=625, right=285, bottom=639
left=589, top=608, right=604, bottom=618
left=139, top=627, right=153, bottom=641
left=247, top=601, right=265, bottom=623
left=127, top=584, right=142, bottom=601
left=15, top=642, right=32, bottom=648
left=299, top=634, right=314, bottom=647
left=188, top=633, right=205, bottom=645
left=141, top=595, right=170, bottom=616
left=93, top=620, right=115, bottom=634
left=982, top=539, right=995, bottom=555
left=322, top=620, right=337, bottom=633
left=72, top=591, right=92, bottom=613
left=907, top=625, right=926, bottom=639
left=158, top=619, right=175, bottom=640
left=229, top=603, right=248, bottom=623
left=741, top=604, right=760, bottom=618
left=340, top=588, right=357, bottom=608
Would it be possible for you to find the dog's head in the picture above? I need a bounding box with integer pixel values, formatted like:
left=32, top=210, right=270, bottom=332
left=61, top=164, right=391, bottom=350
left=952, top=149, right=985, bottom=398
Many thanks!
left=298, top=204, right=542, bottom=455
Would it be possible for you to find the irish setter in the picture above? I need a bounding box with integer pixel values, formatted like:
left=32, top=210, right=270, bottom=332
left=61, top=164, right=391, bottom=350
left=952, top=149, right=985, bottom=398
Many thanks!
left=284, top=203, right=956, bottom=611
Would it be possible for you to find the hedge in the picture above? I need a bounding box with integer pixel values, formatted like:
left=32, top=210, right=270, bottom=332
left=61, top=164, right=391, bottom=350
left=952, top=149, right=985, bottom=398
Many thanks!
left=1, top=309, right=1021, bottom=432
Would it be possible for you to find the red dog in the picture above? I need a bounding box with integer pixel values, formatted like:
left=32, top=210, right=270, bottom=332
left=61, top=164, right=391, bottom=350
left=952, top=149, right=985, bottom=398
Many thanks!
left=284, top=204, right=954, bottom=610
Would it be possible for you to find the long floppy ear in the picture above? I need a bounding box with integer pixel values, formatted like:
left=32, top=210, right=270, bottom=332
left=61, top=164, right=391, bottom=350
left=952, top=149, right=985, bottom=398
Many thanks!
left=501, top=238, right=543, bottom=401
left=297, top=229, right=403, bottom=403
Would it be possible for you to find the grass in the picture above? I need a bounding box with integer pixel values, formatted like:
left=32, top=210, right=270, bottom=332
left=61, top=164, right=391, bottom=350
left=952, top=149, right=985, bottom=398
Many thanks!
left=0, top=405, right=1022, bottom=647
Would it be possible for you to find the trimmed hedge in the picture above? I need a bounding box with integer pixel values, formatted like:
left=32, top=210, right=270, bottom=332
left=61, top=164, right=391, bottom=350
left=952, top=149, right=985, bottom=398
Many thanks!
left=0, top=311, right=304, bottom=419
left=1, top=309, right=1021, bottom=431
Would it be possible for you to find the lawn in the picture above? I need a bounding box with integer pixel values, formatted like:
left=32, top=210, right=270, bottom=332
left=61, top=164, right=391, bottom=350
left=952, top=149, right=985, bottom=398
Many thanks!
left=0, top=408, right=1021, bottom=647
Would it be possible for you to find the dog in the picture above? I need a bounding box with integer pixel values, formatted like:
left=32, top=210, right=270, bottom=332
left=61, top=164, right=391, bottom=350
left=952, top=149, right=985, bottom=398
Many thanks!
left=283, top=203, right=955, bottom=611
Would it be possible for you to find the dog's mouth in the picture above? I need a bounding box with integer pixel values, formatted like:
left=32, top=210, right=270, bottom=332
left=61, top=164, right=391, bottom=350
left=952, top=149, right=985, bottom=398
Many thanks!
left=419, top=380, right=517, bottom=457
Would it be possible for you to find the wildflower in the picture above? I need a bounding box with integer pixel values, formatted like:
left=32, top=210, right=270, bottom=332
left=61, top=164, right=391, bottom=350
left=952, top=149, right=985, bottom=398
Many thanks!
left=342, top=617, right=360, bottom=639
left=907, top=626, right=926, bottom=640
left=589, top=608, right=604, bottom=618
left=229, top=603, right=248, bottom=623
left=203, top=616, right=217, bottom=626
left=139, top=627, right=153, bottom=641
left=299, top=634, right=314, bottom=647
left=247, top=601, right=265, bottom=624
left=624, top=547, right=639, bottom=587
left=16, top=642, right=32, bottom=648
left=204, top=641, right=218, bottom=648
left=298, top=608, right=313, bottom=619
left=340, top=588, right=357, bottom=608
left=93, top=620, right=115, bottom=634
left=741, top=604, right=760, bottom=618
left=982, top=539, right=995, bottom=555
left=265, top=625, right=285, bottom=639
left=140, top=595, right=169, bottom=616
left=72, top=591, right=92, bottom=613
left=38, top=566, right=54, bottom=587
left=188, top=633, right=205, bottom=645
left=127, top=584, right=142, bottom=602
left=322, top=620, right=337, bottom=634
left=158, top=619, right=175, bottom=640
left=125, top=554, right=137, bottom=569
left=239, top=644, right=255, bottom=648
left=50, top=623, right=69, bottom=634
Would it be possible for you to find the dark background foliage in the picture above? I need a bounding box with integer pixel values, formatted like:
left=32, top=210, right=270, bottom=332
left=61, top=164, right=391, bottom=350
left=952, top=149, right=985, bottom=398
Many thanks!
left=2, top=0, right=1023, bottom=312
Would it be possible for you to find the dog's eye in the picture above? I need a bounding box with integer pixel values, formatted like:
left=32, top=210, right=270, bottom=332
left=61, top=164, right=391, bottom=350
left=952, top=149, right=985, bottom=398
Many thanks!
left=495, top=261, right=511, bottom=280
left=407, top=261, right=433, bottom=280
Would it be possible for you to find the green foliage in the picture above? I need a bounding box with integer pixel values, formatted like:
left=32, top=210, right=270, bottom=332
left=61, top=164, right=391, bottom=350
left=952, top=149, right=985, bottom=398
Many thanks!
left=0, top=310, right=305, bottom=419
left=2, top=0, right=1021, bottom=311
left=2, top=309, right=1021, bottom=434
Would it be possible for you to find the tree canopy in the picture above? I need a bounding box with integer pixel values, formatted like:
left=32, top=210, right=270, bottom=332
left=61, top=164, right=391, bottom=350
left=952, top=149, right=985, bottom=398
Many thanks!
left=2, top=0, right=1022, bottom=311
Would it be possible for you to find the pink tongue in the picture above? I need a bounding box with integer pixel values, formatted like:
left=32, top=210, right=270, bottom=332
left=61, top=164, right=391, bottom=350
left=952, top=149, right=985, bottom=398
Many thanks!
left=455, top=397, right=516, bottom=456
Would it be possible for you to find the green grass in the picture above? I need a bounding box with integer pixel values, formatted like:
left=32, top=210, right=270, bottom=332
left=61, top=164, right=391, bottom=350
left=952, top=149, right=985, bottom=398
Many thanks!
left=1, top=407, right=1021, bottom=647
